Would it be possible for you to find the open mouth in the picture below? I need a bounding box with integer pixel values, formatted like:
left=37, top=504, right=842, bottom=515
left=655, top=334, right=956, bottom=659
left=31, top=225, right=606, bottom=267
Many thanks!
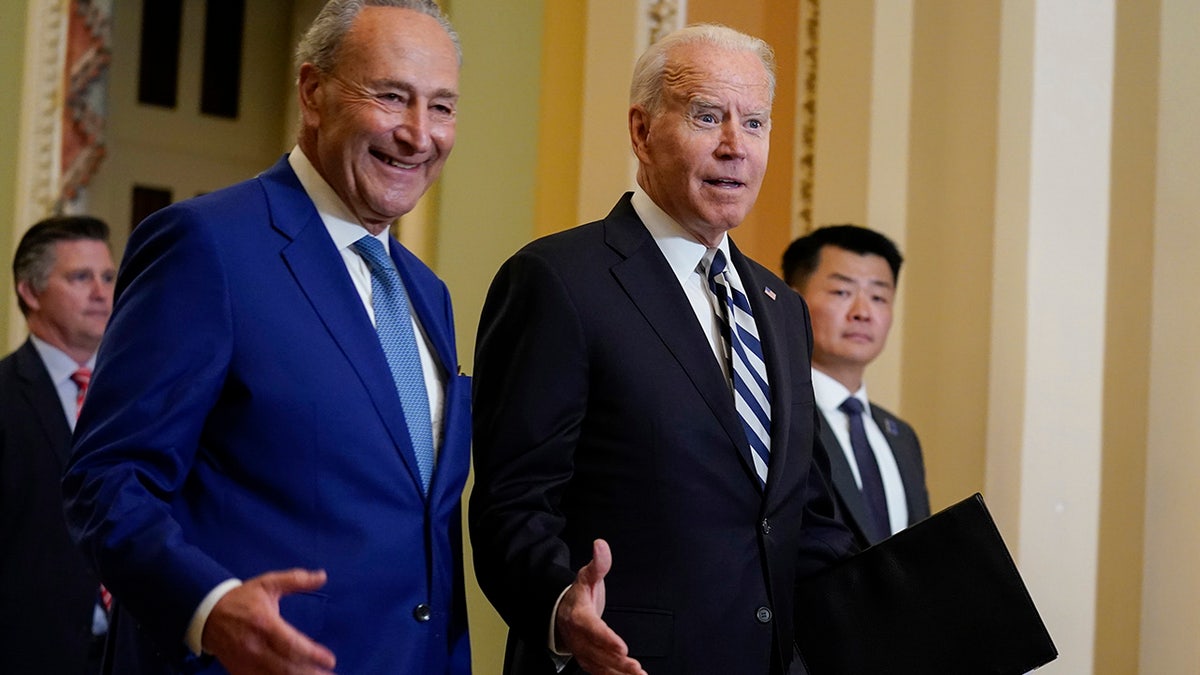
left=704, top=178, right=744, bottom=188
left=371, top=149, right=418, bottom=170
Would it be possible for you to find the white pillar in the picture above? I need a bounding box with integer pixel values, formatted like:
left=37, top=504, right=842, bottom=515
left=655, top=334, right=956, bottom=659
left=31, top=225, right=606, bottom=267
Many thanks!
left=987, top=1, right=1116, bottom=672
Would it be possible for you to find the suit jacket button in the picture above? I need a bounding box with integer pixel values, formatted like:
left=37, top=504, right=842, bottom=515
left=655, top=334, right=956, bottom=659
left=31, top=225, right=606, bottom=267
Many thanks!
left=760, top=518, right=772, bottom=535
left=413, top=603, right=431, bottom=622
left=756, top=606, right=772, bottom=624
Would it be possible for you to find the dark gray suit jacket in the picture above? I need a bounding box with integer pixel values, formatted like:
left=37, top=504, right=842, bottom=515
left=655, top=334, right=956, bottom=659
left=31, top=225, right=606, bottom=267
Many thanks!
left=817, top=401, right=930, bottom=548
left=0, top=339, right=101, bottom=673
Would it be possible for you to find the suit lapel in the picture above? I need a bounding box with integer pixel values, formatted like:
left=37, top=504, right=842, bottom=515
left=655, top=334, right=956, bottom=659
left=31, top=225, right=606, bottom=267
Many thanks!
left=604, top=199, right=751, bottom=481
left=261, top=159, right=427, bottom=495
left=817, top=413, right=871, bottom=542
left=15, top=341, right=73, bottom=464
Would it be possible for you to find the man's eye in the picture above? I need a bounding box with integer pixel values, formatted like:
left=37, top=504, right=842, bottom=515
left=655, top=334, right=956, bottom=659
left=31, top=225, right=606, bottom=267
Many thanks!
left=699, top=113, right=717, bottom=124
left=747, top=119, right=763, bottom=130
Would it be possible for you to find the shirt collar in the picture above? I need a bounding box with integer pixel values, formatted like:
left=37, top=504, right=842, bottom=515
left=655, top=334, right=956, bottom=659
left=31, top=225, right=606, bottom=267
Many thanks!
left=631, top=186, right=730, bottom=284
left=288, top=146, right=388, bottom=252
left=29, top=334, right=94, bottom=382
left=811, top=367, right=869, bottom=417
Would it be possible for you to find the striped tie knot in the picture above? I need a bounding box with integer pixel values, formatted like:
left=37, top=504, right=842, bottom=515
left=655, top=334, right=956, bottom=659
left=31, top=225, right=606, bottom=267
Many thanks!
left=71, top=367, right=91, bottom=419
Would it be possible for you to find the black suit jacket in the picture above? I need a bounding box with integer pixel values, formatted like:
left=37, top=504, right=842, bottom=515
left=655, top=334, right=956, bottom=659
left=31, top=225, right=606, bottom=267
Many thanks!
left=817, top=401, right=930, bottom=548
left=470, top=195, right=857, bottom=675
left=0, top=339, right=101, bottom=673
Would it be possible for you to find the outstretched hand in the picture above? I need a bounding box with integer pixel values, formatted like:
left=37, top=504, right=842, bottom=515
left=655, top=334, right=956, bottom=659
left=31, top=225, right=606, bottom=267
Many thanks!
left=203, top=568, right=337, bottom=675
left=555, top=539, right=647, bottom=675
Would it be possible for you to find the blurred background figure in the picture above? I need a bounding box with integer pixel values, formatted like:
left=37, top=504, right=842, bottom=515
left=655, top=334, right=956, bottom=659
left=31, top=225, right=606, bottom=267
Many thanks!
left=1, top=215, right=115, bottom=674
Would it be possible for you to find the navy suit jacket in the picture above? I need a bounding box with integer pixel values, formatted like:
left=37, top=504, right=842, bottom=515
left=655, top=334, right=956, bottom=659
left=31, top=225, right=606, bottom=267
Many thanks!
left=470, top=195, right=856, bottom=675
left=1, top=340, right=101, bottom=673
left=817, top=402, right=930, bottom=548
left=62, top=157, right=471, bottom=674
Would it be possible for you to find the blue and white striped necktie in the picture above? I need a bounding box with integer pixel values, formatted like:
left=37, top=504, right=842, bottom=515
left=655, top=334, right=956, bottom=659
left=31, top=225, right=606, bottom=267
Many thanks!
left=707, top=249, right=772, bottom=485
left=352, top=235, right=435, bottom=493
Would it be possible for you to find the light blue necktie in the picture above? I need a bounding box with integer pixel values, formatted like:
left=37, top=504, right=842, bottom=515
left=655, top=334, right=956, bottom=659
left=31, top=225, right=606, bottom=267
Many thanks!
left=707, top=249, right=772, bottom=485
left=352, top=235, right=434, bottom=492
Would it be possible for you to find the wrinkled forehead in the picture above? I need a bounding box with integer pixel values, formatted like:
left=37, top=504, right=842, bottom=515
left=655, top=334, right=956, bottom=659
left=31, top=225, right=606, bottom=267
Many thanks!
left=662, top=44, right=773, bottom=107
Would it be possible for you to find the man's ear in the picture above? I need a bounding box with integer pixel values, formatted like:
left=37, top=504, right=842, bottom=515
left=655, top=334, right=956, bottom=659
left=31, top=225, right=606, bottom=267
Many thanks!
left=16, top=280, right=41, bottom=313
left=297, top=63, right=324, bottom=128
left=629, top=106, right=652, bottom=165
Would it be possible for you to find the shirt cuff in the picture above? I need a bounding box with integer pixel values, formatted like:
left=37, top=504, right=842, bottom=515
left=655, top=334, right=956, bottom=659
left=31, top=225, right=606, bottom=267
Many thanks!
left=185, top=578, right=243, bottom=656
left=548, top=584, right=573, bottom=671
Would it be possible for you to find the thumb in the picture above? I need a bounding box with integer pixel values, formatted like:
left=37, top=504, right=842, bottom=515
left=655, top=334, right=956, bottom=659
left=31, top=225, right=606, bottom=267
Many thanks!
left=258, top=568, right=328, bottom=599
left=577, top=539, right=612, bottom=590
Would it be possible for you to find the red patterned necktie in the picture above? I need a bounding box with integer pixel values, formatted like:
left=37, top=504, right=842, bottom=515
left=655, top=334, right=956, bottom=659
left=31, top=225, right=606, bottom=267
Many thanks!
left=70, top=367, right=91, bottom=419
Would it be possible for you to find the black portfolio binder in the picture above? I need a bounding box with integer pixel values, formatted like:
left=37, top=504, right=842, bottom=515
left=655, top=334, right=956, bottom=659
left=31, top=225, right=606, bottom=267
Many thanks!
left=794, top=493, right=1057, bottom=674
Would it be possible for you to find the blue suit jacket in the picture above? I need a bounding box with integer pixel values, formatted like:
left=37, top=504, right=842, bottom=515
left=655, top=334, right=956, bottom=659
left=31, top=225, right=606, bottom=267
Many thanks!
left=63, top=157, right=471, bottom=674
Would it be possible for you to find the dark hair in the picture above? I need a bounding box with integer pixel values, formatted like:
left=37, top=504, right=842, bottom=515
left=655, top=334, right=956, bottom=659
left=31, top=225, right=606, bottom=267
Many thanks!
left=781, top=224, right=903, bottom=289
left=12, top=215, right=111, bottom=315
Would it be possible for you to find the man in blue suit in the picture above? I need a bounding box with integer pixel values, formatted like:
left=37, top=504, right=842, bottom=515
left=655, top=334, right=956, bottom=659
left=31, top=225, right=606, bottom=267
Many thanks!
left=62, top=2, right=470, bottom=673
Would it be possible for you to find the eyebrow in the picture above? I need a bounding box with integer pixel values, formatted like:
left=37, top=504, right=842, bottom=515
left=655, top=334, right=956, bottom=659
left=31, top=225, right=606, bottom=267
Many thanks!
left=368, top=78, right=459, bottom=101
left=829, top=272, right=894, bottom=289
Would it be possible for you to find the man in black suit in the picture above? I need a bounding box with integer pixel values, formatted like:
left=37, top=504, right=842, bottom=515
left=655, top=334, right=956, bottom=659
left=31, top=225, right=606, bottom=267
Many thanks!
left=0, top=215, right=115, bottom=673
left=782, top=225, right=931, bottom=548
left=471, top=24, right=855, bottom=675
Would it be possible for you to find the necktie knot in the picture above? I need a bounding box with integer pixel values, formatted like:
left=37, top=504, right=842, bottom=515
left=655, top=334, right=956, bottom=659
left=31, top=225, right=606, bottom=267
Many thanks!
left=71, top=367, right=92, bottom=392
left=839, top=397, right=864, bottom=416
left=351, top=236, right=395, bottom=279
left=707, top=248, right=729, bottom=282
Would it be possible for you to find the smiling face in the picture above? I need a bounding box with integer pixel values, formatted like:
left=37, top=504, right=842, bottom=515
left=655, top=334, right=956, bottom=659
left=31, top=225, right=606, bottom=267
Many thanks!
left=795, top=245, right=896, bottom=391
left=630, top=42, right=771, bottom=247
left=18, top=239, right=115, bottom=363
left=298, top=6, right=459, bottom=233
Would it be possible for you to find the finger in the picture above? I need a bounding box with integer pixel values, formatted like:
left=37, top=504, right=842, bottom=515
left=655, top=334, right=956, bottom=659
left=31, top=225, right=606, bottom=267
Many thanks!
left=258, top=568, right=328, bottom=598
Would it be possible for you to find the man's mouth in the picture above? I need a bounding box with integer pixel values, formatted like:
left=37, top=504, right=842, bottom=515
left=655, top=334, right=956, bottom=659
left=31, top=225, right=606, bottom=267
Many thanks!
left=704, top=178, right=744, bottom=188
left=371, top=150, right=418, bottom=170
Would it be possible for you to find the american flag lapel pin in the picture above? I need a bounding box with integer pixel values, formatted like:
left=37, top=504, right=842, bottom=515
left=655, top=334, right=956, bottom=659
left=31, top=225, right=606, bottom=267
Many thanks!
left=885, top=418, right=899, bottom=435
left=764, top=286, right=776, bottom=300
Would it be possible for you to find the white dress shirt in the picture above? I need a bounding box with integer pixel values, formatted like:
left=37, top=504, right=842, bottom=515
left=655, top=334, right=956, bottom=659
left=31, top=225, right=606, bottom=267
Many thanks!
left=29, top=334, right=95, bottom=432
left=811, top=368, right=909, bottom=535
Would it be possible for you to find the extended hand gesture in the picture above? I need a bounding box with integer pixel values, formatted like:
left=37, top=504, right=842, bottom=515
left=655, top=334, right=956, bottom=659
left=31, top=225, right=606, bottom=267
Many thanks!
left=555, top=540, right=647, bottom=675
left=203, top=568, right=337, bottom=675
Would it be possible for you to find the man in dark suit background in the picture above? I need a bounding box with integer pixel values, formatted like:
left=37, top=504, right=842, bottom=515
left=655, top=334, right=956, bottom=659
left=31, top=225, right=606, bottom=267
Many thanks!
left=782, top=225, right=930, bottom=548
left=61, top=1, right=471, bottom=673
left=1, top=215, right=115, bottom=674
left=471, top=24, right=855, bottom=675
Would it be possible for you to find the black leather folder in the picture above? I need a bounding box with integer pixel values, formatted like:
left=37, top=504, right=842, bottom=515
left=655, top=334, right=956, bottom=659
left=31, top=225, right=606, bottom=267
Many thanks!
left=794, top=493, right=1057, bottom=674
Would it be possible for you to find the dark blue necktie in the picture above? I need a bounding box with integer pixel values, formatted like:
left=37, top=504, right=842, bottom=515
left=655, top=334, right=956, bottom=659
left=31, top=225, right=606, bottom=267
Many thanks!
left=352, top=235, right=434, bottom=492
left=839, top=397, right=890, bottom=542
left=707, top=249, right=771, bottom=485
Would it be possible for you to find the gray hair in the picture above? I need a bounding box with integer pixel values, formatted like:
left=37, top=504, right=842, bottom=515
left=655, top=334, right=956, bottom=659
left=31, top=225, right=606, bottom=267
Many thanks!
left=629, top=23, right=776, bottom=116
left=295, top=0, right=461, bottom=77
left=13, top=215, right=110, bottom=316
